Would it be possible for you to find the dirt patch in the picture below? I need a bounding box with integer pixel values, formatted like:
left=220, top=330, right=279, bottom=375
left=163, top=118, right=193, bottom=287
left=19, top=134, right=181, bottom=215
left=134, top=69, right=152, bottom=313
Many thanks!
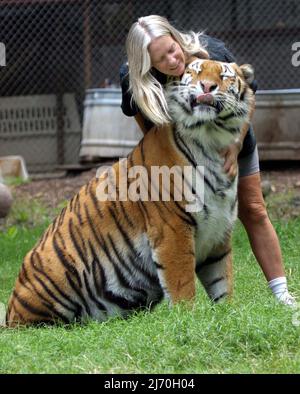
left=261, top=168, right=300, bottom=193
left=260, top=167, right=300, bottom=220
left=12, top=168, right=99, bottom=209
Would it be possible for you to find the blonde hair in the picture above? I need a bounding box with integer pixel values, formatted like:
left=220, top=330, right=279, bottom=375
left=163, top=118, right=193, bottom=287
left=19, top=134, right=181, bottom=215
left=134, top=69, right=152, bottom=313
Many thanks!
left=125, top=15, right=209, bottom=125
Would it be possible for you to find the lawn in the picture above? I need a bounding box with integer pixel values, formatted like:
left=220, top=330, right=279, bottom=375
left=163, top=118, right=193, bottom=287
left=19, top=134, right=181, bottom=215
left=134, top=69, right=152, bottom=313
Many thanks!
left=0, top=197, right=300, bottom=374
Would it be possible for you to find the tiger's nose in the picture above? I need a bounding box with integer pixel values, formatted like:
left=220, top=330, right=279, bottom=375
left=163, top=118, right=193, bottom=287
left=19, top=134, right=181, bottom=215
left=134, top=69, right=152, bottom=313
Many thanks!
left=200, top=81, right=218, bottom=94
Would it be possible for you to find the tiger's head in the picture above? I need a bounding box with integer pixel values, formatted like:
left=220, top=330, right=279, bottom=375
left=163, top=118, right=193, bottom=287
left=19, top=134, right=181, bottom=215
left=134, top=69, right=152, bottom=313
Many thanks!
left=166, top=58, right=255, bottom=130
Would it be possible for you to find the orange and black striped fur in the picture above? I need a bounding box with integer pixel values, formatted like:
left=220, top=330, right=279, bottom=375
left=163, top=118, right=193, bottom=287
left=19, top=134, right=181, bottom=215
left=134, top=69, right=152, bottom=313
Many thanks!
left=6, top=59, right=255, bottom=326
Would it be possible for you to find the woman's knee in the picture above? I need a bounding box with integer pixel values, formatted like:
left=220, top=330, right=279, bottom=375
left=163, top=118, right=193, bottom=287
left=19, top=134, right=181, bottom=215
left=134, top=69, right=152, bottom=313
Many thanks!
left=237, top=173, right=269, bottom=225
left=238, top=199, right=268, bottom=225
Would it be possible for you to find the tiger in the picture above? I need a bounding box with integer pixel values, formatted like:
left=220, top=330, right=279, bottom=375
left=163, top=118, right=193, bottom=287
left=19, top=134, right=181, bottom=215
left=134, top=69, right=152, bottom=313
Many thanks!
left=5, top=58, right=255, bottom=327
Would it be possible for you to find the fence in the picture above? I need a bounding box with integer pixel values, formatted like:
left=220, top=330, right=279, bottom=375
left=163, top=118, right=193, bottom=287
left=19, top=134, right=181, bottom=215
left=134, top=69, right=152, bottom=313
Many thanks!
left=0, top=0, right=299, bottom=171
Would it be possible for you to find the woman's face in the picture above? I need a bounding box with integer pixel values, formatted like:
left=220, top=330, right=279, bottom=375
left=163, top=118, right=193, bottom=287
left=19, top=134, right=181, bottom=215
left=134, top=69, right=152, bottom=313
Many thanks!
left=148, top=35, right=186, bottom=76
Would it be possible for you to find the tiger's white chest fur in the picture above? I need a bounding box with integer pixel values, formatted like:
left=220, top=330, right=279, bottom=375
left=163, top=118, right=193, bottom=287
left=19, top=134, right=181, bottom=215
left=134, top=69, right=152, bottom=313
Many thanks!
left=194, top=178, right=237, bottom=264
left=176, top=127, right=238, bottom=264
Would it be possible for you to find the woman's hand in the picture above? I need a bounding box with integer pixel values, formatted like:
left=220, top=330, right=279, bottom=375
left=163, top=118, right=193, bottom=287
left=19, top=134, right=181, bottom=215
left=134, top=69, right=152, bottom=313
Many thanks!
left=220, top=140, right=242, bottom=179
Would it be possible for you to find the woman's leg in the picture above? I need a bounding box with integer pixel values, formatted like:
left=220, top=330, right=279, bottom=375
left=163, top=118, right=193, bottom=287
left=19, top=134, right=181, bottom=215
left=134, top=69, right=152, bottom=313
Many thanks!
left=238, top=172, right=284, bottom=280
left=238, top=172, right=295, bottom=306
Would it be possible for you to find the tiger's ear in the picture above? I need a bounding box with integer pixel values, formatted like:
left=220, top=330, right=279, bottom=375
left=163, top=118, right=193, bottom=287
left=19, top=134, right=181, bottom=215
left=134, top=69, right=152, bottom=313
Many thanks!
left=239, top=64, right=255, bottom=85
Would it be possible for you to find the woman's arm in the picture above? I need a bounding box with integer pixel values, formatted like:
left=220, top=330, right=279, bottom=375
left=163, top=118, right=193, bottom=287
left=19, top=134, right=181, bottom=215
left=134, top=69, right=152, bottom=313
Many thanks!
left=221, top=99, right=256, bottom=178
left=235, top=93, right=256, bottom=152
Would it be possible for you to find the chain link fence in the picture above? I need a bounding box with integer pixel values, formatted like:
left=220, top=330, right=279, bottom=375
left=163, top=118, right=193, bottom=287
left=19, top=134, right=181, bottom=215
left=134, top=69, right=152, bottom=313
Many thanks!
left=0, top=0, right=299, bottom=172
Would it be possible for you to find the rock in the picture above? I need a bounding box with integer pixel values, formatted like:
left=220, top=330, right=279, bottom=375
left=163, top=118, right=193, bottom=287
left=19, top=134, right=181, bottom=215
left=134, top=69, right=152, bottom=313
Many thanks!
left=0, top=183, right=13, bottom=218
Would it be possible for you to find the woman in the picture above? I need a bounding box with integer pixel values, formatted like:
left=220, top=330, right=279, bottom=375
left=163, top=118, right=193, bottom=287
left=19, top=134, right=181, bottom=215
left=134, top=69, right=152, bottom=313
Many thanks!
left=120, top=15, right=295, bottom=306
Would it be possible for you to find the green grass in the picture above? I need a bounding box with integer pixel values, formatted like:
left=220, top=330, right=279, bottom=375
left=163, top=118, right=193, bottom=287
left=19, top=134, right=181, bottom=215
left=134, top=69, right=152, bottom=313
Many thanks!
left=3, top=176, right=30, bottom=187
left=0, top=215, right=300, bottom=373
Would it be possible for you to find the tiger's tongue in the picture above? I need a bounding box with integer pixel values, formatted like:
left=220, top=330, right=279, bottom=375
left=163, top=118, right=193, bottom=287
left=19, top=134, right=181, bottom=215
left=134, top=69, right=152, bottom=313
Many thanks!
left=196, top=94, right=213, bottom=104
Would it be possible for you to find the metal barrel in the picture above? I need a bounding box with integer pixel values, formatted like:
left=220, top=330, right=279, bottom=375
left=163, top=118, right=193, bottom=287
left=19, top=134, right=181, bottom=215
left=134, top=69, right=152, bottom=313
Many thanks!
left=79, top=88, right=142, bottom=162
